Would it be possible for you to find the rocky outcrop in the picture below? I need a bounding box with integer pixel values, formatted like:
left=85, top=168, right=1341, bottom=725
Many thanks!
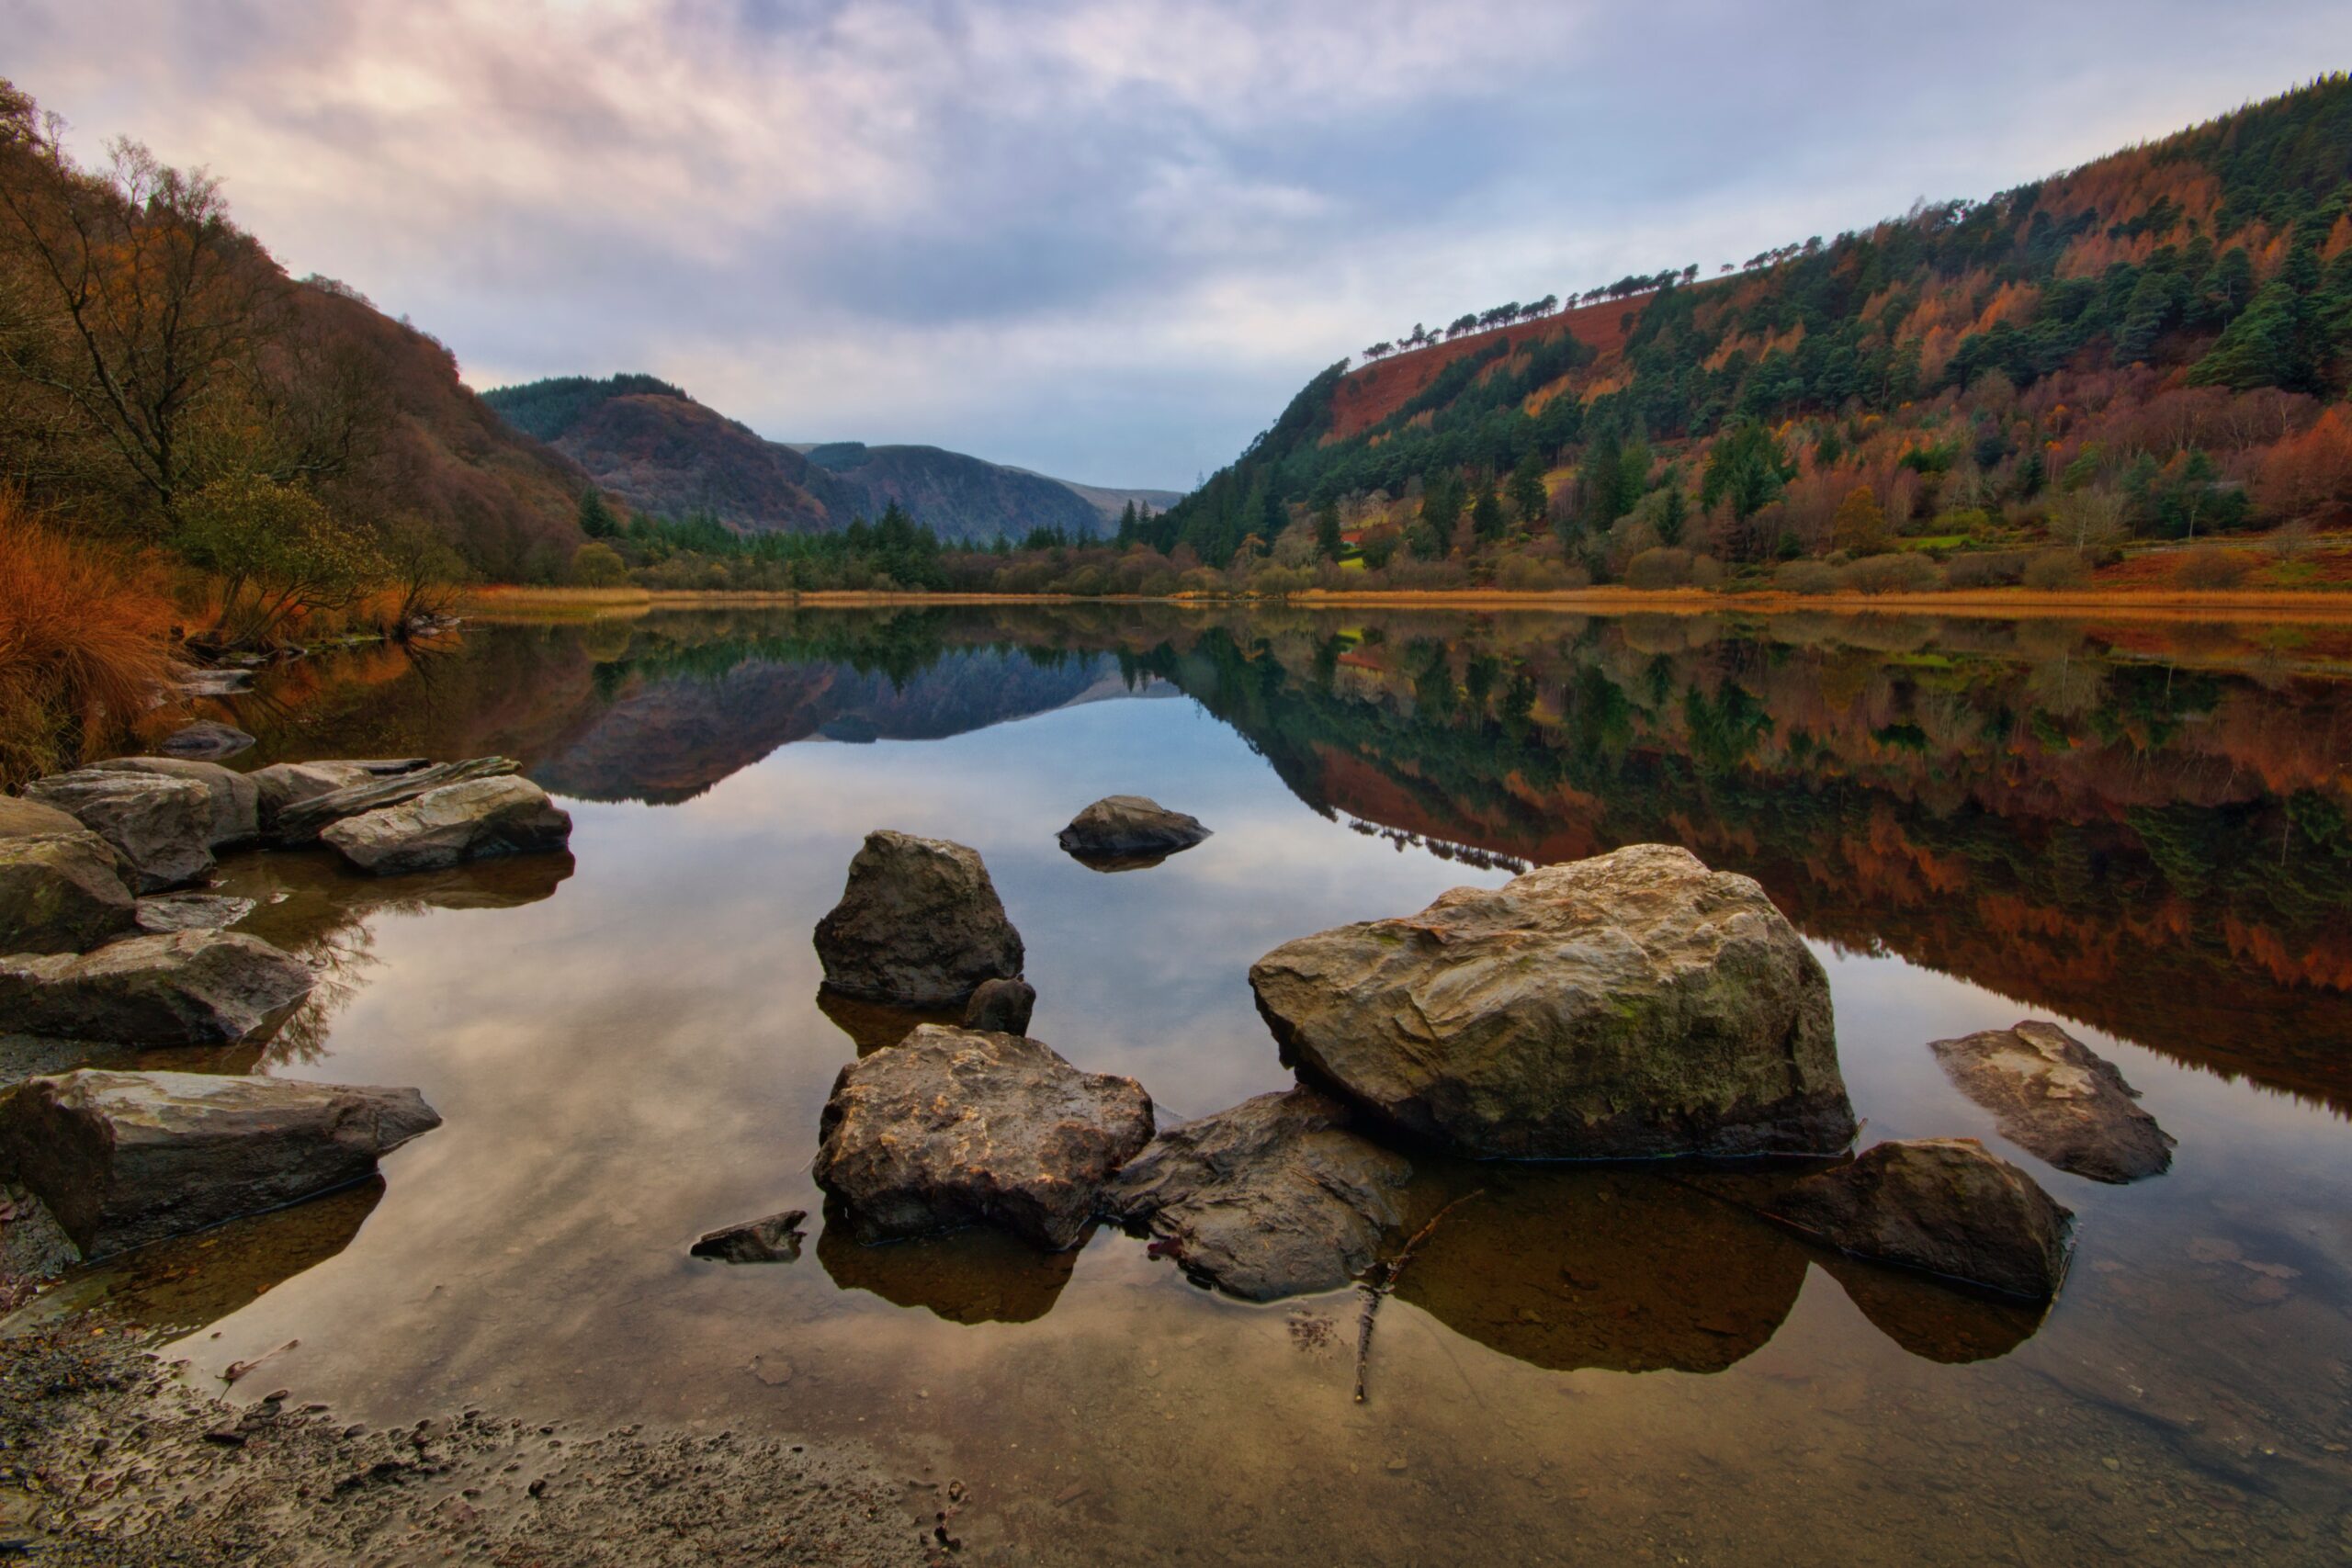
left=0, top=931, right=315, bottom=1046
left=320, top=777, right=572, bottom=874
left=1056, top=795, right=1212, bottom=866
left=87, top=758, right=259, bottom=849
left=0, top=801, right=139, bottom=955
left=20, top=770, right=216, bottom=891
left=250, top=758, right=429, bottom=833
left=813, top=1025, right=1152, bottom=1249
left=962, top=977, right=1036, bottom=1037
left=1249, top=844, right=1856, bottom=1158
left=1929, top=1021, right=2175, bottom=1183
left=1104, top=1087, right=1411, bottom=1301
left=812, top=831, right=1024, bottom=1008
left=691, top=1209, right=808, bottom=1263
left=157, top=720, right=254, bottom=760
left=273, top=758, right=517, bottom=843
left=0, top=1069, right=440, bottom=1258
left=1764, top=1138, right=2074, bottom=1300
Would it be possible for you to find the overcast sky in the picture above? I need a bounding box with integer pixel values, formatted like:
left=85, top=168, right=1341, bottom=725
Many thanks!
left=13, top=2, right=2349, bottom=489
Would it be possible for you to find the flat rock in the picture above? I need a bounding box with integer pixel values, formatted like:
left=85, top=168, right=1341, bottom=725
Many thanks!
left=0, top=815, right=139, bottom=955
left=1057, top=795, right=1212, bottom=864
left=691, top=1209, right=808, bottom=1263
left=250, top=758, right=431, bottom=832
left=813, top=1024, right=1153, bottom=1250
left=0, top=1068, right=439, bottom=1258
left=1764, top=1138, right=2075, bottom=1300
left=0, top=931, right=315, bottom=1047
left=1104, top=1086, right=1411, bottom=1301
left=20, top=770, right=216, bottom=892
left=157, top=720, right=255, bottom=760
left=812, top=831, right=1024, bottom=1008
left=1249, top=843, right=1857, bottom=1158
left=1930, top=1021, right=2175, bottom=1183
left=88, top=757, right=259, bottom=848
left=133, top=893, right=259, bottom=934
left=321, top=777, right=571, bottom=874
left=962, top=977, right=1036, bottom=1037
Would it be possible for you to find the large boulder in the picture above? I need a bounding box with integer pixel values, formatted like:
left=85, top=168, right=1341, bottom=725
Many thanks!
left=156, top=720, right=254, bottom=761
left=1057, top=795, right=1212, bottom=866
left=0, top=931, right=315, bottom=1046
left=250, top=758, right=429, bottom=833
left=1763, top=1138, right=2074, bottom=1300
left=1930, top=1021, right=2175, bottom=1183
left=87, top=757, right=259, bottom=848
left=813, top=1025, right=1153, bottom=1250
left=20, top=770, right=215, bottom=891
left=321, top=776, right=571, bottom=874
left=1104, top=1087, right=1412, bottom=1301
left=0, top=1069, right=440, bottom=1258
left=1249, top=844, right=1856, bottom=1158
left=0, top=799, right=139, bottom=955
left=812, top=831, right=1024, bottom=1008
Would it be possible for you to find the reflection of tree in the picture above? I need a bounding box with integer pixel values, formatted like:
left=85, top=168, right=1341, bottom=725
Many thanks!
left=257, top=919, right=380, bottom=1068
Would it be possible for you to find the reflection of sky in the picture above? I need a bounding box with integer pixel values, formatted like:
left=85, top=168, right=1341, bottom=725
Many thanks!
left=158, top=682, right=2352, bottom=1558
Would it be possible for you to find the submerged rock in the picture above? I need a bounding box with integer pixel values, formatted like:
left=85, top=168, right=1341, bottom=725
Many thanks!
left=20, top=770, right=216, bottom=891
left=1056, top=795, right=1212, bottom=866
left=157, top=720, right=255, bottom=761
left=1930, top=1021, right=2175, bottom=1183
left=813, top=1024, right=1152, bottom=1250
left=1249, top=843, right=1856, bottom=1158
left=0, top=931, right=315, bottom=1046
left=1104, top=1086, right=1411, bottom=1301
left=0, top=804, right=139, bottom=955
left=0, top=1069, right=440, bottom=1259
left=321, top=777, right=571, bottom=874
left=88, top=757, right=259, bottom=849
left=961, top=977, right=1037, bottom=1037
left=1763, top=1138, right=2074, bottom=1301
left=691, top=1209, right=808, bottom=1263
left=812, top=831, right=1024, bottom=1008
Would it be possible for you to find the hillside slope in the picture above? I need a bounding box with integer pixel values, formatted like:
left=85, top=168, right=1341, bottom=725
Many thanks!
left=800, top=441, right=1102, bottom=543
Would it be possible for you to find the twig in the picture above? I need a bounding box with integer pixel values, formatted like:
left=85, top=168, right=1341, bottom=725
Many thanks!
left=220, top=1339, right=298, bottom=1383
left=1352, top=1190, right=1482, bottom=1404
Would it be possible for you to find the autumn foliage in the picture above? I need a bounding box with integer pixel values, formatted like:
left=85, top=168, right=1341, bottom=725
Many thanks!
left=0, top=497, right=175, bottom=784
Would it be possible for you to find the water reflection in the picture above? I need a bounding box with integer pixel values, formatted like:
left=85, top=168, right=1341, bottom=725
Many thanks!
left=815, top=1218, right=1079, bottom=1324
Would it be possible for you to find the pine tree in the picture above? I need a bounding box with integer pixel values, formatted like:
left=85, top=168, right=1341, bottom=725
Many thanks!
left=578, top=488, right=619, bottom=539
left=1507, top=453, right=1548, bottom=527
left=1314, top=499, right=1343, bottom=560
left=1473, top=484, right=1507, bottom=542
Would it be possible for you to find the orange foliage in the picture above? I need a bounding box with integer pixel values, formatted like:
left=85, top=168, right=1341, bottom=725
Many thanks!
left=2253, top=406, right=2352, bottom=523
left=0, top=499, right=177, bottom=784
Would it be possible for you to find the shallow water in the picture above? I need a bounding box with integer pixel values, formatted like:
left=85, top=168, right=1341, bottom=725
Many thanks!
left=58, top=606, right=2352, bottom=1562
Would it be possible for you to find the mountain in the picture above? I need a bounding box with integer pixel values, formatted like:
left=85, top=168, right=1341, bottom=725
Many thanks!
left=484, top=376, right=1168, bottom=544
left=1140, top=75, right=2352, bottom=576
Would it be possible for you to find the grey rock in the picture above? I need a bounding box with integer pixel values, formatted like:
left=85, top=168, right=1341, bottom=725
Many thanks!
left=1057, top=795, right=1212, bottom=864
left=0, top=1069, right=440, bottom=1258
left=274, top=758, right=514, bottom=843
left=813, top=1024, right=1153, bottom=1250
left=0, top=931, right=315, bottom=1047
left=133, top=893, right=259, bottom=934
left=250, top=758, right=430, bottom=831
left=175, top=667, right=254, bottom=698
left=1929, top=1021, right=2175, bottom=1184
left=961, top=977, right=1036, bottom=1037
left=320, top=777, right=571, bottom=874
left=1765, top=1138, right=2075, bottom=1300
left=1104, top=1086, right=1411, bottom=1301
left=0, top=812, right=139, bottom=955
left=812, top=831, right=1023, bottom=1008
left=691, top=1209, right=808, bottom=1263
left=20, top=770, right=216, bottom=892
left=157, top=721, right=255, bottom=760
left=88, top=757, right=259, bottom=848
left=1249, top=843, right=1856, bottom=1159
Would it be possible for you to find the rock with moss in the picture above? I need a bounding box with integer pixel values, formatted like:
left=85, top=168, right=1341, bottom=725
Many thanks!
left=19, top=770, right=216, bottom=892
left=0, top=798, right=139, bottom=955
left=0, top=931, right=314, bottom=1047
left=1249, top=843, right=1856, bottom=1158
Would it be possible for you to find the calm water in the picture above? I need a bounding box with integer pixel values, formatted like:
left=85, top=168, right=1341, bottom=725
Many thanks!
left=51, top=606, right=2352, bottom=1563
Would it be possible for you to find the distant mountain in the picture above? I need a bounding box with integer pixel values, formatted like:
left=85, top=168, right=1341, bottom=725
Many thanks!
left=484, top=376, right=1174, bottom=543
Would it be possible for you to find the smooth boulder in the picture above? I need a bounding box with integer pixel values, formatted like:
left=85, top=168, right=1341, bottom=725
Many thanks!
left=1057, top=795, right=1212, bottom=864
left=1104, top=1086, right=1412, bottom=1301
left=813, top=1024, right=1153, bottom=1249
left=1249, top=843, right=1856, bottom=1158
left=321, top=776, right=571, bottom=874
left=158, top=720, right=255, bottom=760
left=88, top=757, right=259, bottom=848
left=1764, top=1138, right=2074, bottom=1300
left=0, top=800, right=139, bottom=954
left=20, top=770, right=215, bottom=891
left=1930, top=1021, right=2175, bottom=1183
left=962, top=977, right=1037, bottom=1037
left=0, top=931, right=315, bottom=1046
left=0, top=1069, right=440, bottom=1258
left=812, top=831, right=1024, bottom=1008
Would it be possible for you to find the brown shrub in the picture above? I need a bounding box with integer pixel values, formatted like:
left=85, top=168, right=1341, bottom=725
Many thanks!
left=1945, top=550, right=2030, bottom=588
left=1624, top=547, right=1693, bottom=589
left=2022, top=549, right=2093, bottom=591
left=1836, top=553, right=1945, bottom=594
left=0, top=502, right=176, bottom=785
left=2170, top=545, right=2256, bottom=590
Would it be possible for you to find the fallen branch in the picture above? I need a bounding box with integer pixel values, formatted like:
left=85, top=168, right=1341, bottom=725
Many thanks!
left=1352, top=1190, right=1482, bottom=1404
left=221, top=1339, right=298, bottom=1383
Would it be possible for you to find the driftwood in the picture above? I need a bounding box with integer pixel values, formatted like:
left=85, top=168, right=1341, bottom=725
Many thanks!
left=274, top=757, right=521, bottom=843
left=1352, top=1190, right=1482, bottom=1404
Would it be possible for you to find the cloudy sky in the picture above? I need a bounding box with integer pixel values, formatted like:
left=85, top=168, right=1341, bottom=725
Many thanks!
left=13, top=2, right=2348, bottom=489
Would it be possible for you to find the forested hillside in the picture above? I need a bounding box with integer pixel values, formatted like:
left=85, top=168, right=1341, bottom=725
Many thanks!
left=801, top=440, right=1105, bottom=543
left=1136, top=75, right=2352, bottom=594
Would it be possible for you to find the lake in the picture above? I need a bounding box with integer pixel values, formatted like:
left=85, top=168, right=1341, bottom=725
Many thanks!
left=53, top=604, right=2352, bottom=1564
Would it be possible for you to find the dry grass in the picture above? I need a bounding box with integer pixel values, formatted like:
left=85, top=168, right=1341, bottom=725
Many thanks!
left=0, top=499, right=177, bottom=786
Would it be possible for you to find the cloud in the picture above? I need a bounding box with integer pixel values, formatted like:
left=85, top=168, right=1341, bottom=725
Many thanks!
left=11, top=0, right=2350, bottom=486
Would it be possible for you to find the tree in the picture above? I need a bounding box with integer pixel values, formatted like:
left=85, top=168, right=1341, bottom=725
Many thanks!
left=1702, top=419, right=1795, bottom=560
left=1314, top=498, right=1343, bottom=561
left=2188, top=282, right=2319, bottom=392
left=1829, top=485, right=1888, bottom=554
left=578, top=487, right=620, bottom=538
left=1472, top=484, right=1507, bottom=543
left=1421, top=475, right=1464, bottom=540
left=176, top=473, right=383, bottom=646
left=571, top=541, right=628, bottom=587
left=1507, top=453, right=1548, bottom=527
